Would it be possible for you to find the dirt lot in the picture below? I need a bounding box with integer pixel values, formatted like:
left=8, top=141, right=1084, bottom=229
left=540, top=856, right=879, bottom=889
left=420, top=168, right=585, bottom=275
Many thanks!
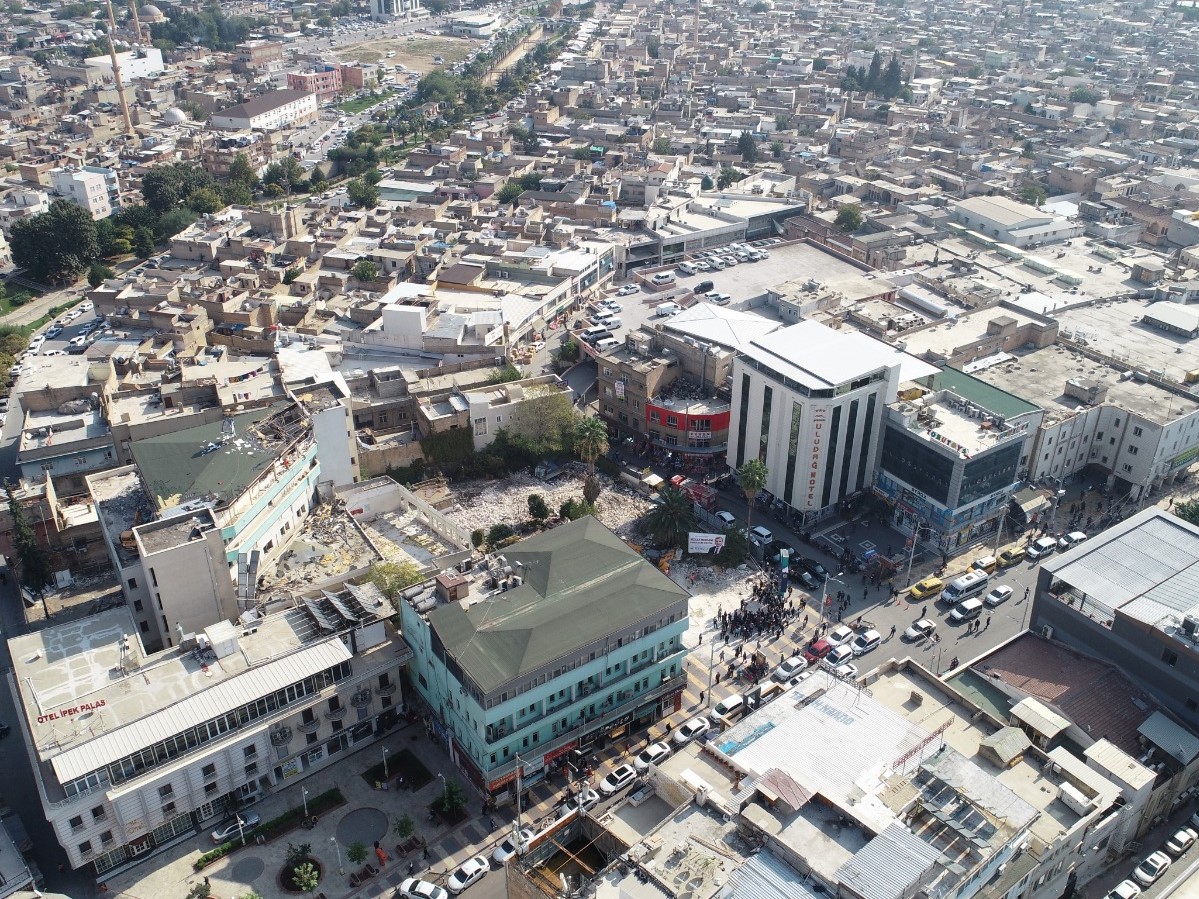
left=335, top=35, right=482, bottom=72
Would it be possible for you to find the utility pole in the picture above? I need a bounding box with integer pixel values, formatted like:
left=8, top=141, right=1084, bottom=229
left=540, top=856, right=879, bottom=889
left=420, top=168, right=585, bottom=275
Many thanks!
left=104, top=0, right=134, bottom=135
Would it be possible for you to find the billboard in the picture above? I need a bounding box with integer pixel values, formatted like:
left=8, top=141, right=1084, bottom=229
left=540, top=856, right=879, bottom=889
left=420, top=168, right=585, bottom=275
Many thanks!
left=688, top=532, right=727, bottom=555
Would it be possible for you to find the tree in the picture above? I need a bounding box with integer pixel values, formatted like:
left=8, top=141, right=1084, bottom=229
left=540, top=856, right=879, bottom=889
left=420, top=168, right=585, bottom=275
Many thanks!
left=737, top=131, right=758, bottom=163
left=880, top=55, right=905, bottom=99
left=646, top=35, right=660, bottom=58
left=487, top=523, right=515, bottom=547
left=283, top=266, right=302, bottom=285
left=642, top=486, right=696, bottom=548
left=87, top=262, right=114, bottom=287
left=133, top=226, right=156, bottom=258
left=865, top=50, right=882, bottom=91
left=369, top=560, right=426, bottom=599
left=155, top=207, right=198, bottom=241
left=770, top=140, right=784, bottom=159
left=5, top=481, right=52, bottom=608
left=582, top=474, right=602, bottom=505
left=227, top=152, right=259, bottom=188
left=433, top=780, right=467, bottom=817
left=292, top=861, right=320, bottom=896
left=835, top=204, right=863, bottom=232
left=1019, top=183, right=1047, bottom=207
left=186, top=187, right=226, bottom=214
left=1175, top=501, right=1199, bottom=527
left=496, top=182, right=525, bottom=204
left=346, top=177, right=379, bottom=209
left=527, top=493, right=550, bottom=522
left=572, top=415, right=609, bottom=475
left=652, top=137, right=672, bottom=155
left=347, top=841, right=369, bottom=865
left=10, top=199, right=99, bottom=283
left=715, top=526, right=748, bottom=567
left=812, top=57, right=827, bottom=71
left=737, top=458, right=769, bottom=537
left=352, top=259, right=379, bottom=282
left=471, top=528, right=485, bottom=549
left=263, top=156, right=306, bottom=197
left=393, top=814, right=415, bottom=840
left=142, top=162, right=214, bottom=214
left=1069, top=86, right=1102, bottom=105
left=717, top=166, right=745, bottom=189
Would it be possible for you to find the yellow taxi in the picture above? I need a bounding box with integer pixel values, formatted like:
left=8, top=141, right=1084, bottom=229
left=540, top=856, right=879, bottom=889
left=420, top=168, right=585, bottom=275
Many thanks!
left=909, top=576, right=944, bottom=600
left=998, top=546, right=1027, bottom=568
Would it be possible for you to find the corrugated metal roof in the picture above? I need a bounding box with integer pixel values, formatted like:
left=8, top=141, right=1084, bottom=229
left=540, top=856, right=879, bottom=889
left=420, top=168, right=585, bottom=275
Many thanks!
left=1010, top=697, right=1070, bottom=738
left=1138, top=711, right=1199, bottom=765
left=1044, top=513, right=1199, bottom=612
left=725, top=850, right=817, bottom=899
left=835, top=824, right=942, bottom=899
left=51, top=639, right=352, bottom=784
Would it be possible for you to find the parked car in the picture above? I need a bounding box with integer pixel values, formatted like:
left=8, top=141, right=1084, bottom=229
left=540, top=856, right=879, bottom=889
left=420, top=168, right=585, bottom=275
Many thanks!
left=211, top=811, right=261, bottom=843
left=851, top=629, right=882, bottom=656
left=1026, top=536, right=1058, bottom=560
left=447, top=855, right=490, bottom=894
left=715, top=510, right=737, bottom=526
left=672, top=715, right=710, bottom=746
left=558, top=788, right=601, bottom=818
left=985, top=586, right=1013, bottom=607
left=822, top=645, right=854, bottom=669
left=772, top=657, right=807, bottom=682
left=491, top=837, right=520, bottom=866
left=45, top=325, right=63, bottom=338
left=827, top=661, right=858, bottom=680
left=1164, top=827, right=1197, bottom=857
left=597, top=300, right=622, bottom=312
left=949, top=598, right=985, bottom=623
left=708, top=293, right=732, bottom=305
left=1104, top=881, right=1140, bottom=899
left=802, top=638, right=833, bottom=665
left=909, top=577, right=944, bottom=600
left=1132, top=851, right=1171, bottom=886
left=1058, top=531, right=1088, bottom=551
left=825, top=624, right=856, bottom=647
left=749, top=525, right=773, bottom=546
left=998, top=546, right=1026, bottom=567
left=615, top=284, right=639, bottom=296
left=798, top=557, right=828, bottom=580
left=634, top=741, right=672, bottom=773
left=903, top=619, right=937, bottom=642
left=401, top=878, right=450, bottom=899
left=598, top=764, right=638, bottom=796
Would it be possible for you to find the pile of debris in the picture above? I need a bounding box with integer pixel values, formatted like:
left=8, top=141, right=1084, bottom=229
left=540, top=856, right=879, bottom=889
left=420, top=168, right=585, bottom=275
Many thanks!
left=451, top=469, right=655, bottom=537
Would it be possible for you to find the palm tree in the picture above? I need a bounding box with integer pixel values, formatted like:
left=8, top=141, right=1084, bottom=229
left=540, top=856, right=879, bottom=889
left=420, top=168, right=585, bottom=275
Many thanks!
left=643, top=486, right=696, bottom=548
left=737, top=459, right=769, bottom=535
left=573, top=415, right=609, bottom=475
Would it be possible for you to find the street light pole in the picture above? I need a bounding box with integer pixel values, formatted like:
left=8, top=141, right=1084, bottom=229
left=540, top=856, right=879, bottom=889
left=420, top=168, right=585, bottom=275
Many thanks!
left=302, top=787, right=309, bottom=819
left=331, top=836, right=344, bottom=875
left=237, top=815, right=247, bottom=847
left=382, top=746, right=389, bottom=780
left=905, top=521, right=929, bottom=586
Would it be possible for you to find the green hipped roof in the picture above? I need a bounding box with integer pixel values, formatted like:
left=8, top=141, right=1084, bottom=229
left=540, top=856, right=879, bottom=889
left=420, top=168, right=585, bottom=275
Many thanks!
left=933, top=367, right=1040, bottom=419
left=428, top=516, right=691, bottom=695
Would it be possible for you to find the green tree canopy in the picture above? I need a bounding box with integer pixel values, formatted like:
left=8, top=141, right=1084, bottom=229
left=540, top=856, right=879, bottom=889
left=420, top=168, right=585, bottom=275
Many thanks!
left=642, top=486, right=696, bottom=548
left=346, top=177, right=379, bottom=209
left=227, top=152, right=260, bottom=188
left=834, top=204, right=863, bottom=232
left=368, top=560, right=426, bottom=599
left=5, top=481, right=52, bottom=597
left=737, top=131, right=758, bottom=162
left=572, top=415, right=609, bottom=474
left=10, top=199, right=99, bottom=283
left=737, top=459, right=769, bottom=534
left=352, top=259, right=379, bottom=282
left=87, top=262, right=114, bottom=287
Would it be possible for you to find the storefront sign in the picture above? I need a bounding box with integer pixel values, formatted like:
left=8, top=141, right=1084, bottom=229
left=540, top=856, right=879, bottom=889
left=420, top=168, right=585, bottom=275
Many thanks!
left=806, top=408, right=828, bottom=505
left=688, top=431, right=711, bottom=440
left=280, top=758, right=302, bottom=780
left=38, top=698, right=106, bottom=724
left=543, top=741, right=578, bottom=766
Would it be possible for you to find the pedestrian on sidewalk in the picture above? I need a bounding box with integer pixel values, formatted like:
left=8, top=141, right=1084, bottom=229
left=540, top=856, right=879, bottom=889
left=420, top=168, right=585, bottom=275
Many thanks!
left=984, top=616, right=991, bottom=630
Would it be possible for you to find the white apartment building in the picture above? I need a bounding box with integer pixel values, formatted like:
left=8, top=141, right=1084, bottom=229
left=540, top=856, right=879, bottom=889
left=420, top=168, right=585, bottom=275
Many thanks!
left=371, top=0, right=421, bottom=19
left=727, top=321, right=937, bottom=519
left=8, top=587, right=411, bottom=876
left=209, top=89, right=318, bottom=132
left=51, top=166, right=118, bottom=220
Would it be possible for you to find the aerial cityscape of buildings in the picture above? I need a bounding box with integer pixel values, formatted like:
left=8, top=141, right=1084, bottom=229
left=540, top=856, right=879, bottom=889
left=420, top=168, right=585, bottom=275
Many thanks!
left=3, top=0, right=1199, bottom=897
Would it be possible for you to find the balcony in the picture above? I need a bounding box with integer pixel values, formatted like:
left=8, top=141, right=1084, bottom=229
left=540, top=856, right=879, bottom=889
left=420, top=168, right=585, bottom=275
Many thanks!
left=350, top=690, right=372, bottom=710
left=297, top=718, right=321, bottom=734
left=270, top=725, right=293, bottom=747
left=325, top=706, right=348, bottom=722
left=376, top=681, right=398, bottom=697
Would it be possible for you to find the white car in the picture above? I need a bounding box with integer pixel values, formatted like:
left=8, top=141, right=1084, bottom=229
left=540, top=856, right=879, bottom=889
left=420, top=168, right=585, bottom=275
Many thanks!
left=1026, top=536, right=1058, bottom=560
left=598, top=300, right=622, bottom=312
left=401, top=878, right=450, bottom=899
left=903, top=619, right=937, bottom=642
left=557, top=787, right=600, bottom=817
left=1104, top=881, right=1140, bottom=899
left=772, top=656, right=806, bottom=682
left=826, top=624, right=856, bottom=647
left=634, top=741, right=672, bottom=773
left=672, top=715, right=709, bottom=746
left=79, top=301, right=94, bottom=311
left=1132, top=851, right=1171, bottom=886
left=851, top=629, right=882, bottom=656
left=827, top=661, right=858, bottom=680
left=615, top=284, right=639, bottom=296
left=210, top=811, right=261, bottom=843
left=1058, top=531, right=1088, bottom=551
left=715, top=510, right=737, bottom=526
left=984, top=586, right=1013, bottom=607
left=598, top=763, right=637, bottom=796
left=446, top=855, right=490, bottom=894
left=491, top=836, right=519, bottom=866
left=1165, top=827, right=1197, bottom=856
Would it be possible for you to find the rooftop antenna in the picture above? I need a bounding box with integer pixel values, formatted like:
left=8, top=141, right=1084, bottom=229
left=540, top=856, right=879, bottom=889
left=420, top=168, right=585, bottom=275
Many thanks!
left=103, top=0, right=135, bottom=135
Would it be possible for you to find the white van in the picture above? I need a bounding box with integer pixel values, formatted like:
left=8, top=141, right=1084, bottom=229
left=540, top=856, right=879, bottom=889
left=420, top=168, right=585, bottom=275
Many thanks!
left=709, top=694, right=744, bottom=726
left=942, top=570, right=991, bottom=603
left=650, top=272, right=676, bottom=285
left=656, top=302, right=682, bottom=317
left=594, top=337, right=621, bottom=352
left=581, top=325, right=612, bottom=343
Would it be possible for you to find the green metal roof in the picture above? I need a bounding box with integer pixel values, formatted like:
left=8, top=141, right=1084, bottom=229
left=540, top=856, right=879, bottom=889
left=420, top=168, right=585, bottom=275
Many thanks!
left=932, top=367, right=1040, bottom=419
left=131, top=404, right=285, bottom=512
left=428, top=516, right=690, bottom=695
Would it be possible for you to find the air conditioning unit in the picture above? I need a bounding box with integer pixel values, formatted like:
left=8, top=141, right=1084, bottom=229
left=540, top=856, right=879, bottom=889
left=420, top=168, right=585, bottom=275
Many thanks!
left=1040, top=625, right=1054, bottom=640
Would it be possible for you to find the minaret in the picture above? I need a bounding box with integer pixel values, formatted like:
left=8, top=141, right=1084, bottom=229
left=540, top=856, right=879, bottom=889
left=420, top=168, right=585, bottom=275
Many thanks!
left=692, top=0, right=700, bottom=47
left=128, top=0, right=142, bottom=43
left=104, top=0, right=134, bottom=135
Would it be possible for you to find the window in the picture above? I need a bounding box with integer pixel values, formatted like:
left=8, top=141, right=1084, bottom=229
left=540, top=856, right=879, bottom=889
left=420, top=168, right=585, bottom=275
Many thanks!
left=139, top=621, right=149, bottom=633
left=100, top=830, right=114, bottom=845
left=158, top=784, right=174, bottom=799
left=201, top=763, right=216, bottom=778
left=205, top=781, right=219, bottom=795
left=1129, top=445, right=1138, bottom=455
left=666, top=415, right=678, bottom=427
left=127, top=577, right=137, bottom=589
left=245, top=762, right=258, bottom=777
left=473, top=417, right=488, bottom=436
left=1122, top=464, right=1133, bottom=473
left=69, top=815, right=84, bottom=831
left=305, top=732, right=318, bottom=745
left=78, top=841, right=93, bottom=856
left=650, top=410, right=660, bottom=423
left=1133, top=426, right=1143, bottom=437
left=1163, top=648, right=1179, bottom=667
left=243, top=745, right=257, bottom=759
left=92, top=805, right=106, bottom=822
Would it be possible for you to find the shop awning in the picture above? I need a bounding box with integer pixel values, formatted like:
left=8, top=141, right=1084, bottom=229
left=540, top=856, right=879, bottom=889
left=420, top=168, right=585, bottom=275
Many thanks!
left=1010, top=487, right=1050, bottom=523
